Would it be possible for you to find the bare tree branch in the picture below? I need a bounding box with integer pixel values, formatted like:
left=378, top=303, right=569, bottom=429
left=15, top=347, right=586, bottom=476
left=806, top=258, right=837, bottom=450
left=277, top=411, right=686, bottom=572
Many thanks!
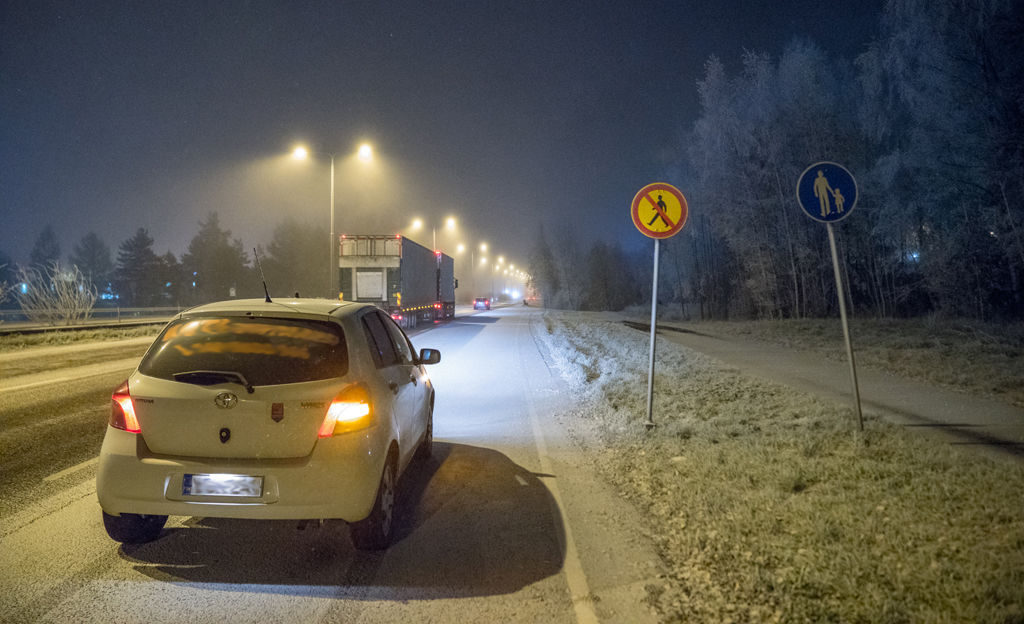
left=16, top=262, right=98, bottom=326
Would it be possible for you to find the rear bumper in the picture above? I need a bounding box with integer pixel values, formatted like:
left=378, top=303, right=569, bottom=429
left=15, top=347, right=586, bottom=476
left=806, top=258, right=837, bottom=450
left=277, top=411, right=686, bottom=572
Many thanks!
left=96, top=425, right=388, bottom=522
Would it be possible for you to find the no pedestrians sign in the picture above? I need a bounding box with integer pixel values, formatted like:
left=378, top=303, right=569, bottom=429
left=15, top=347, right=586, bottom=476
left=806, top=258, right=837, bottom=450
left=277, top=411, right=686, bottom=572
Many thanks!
left=631, top=182, right=688, bottom=239
left=631, top=180, right=690, bottom=431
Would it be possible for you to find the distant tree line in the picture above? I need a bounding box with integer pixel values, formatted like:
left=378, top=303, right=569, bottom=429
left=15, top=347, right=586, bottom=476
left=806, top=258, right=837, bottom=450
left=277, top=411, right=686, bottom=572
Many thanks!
left=530, top=0, right=1024, bottom=321
left=0, top=214, right=328, bottom=311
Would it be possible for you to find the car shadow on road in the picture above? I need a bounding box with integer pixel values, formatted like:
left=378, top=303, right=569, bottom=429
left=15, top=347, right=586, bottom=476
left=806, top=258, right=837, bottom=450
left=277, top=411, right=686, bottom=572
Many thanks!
left=118, top=442, right=567, bottom=600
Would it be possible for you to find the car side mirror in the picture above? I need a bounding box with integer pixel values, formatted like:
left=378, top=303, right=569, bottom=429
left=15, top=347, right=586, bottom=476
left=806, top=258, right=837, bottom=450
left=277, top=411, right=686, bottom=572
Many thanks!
left=418, top=348, right=441, bottom=365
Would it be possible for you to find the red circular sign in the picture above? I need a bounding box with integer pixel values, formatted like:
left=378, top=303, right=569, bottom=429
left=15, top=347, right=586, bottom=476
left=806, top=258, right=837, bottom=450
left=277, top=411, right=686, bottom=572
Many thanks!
left=631, top=182, right=688, bottom=239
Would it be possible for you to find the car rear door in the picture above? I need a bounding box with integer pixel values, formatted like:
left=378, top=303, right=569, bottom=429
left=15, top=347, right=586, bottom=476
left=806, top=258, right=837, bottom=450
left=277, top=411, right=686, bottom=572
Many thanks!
left=380, top=311, right=427, bottom=441
left=360, top=310, right=418, bottom=467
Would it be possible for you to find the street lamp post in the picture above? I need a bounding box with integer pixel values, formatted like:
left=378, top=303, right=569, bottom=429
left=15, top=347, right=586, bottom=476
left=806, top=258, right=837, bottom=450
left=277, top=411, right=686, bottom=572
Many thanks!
left=411, top=216, right=457, bottom=253
left=293, top=143, right=373, bottom=298
left=477, top=243, right=488, bottom=299
left=329, top=154, right=335, bottom=298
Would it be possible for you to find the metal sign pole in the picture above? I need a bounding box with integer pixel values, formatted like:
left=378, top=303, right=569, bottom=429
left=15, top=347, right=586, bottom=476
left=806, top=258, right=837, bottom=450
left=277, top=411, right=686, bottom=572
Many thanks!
left=645, top=238, right=660, bottom=430
left=631, top=181, right=688, bottom=431
left=827, top=223, right=864, bottom=430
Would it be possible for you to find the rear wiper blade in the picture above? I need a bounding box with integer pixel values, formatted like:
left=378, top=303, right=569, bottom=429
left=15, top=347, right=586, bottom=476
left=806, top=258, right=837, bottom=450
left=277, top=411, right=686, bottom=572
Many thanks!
left=173, top=370, right=256, bottom=394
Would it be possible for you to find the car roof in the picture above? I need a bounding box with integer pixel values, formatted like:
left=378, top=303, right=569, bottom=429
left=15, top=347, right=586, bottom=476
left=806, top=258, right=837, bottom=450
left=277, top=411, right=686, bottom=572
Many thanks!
left=178, top=298, right=370, bottom=320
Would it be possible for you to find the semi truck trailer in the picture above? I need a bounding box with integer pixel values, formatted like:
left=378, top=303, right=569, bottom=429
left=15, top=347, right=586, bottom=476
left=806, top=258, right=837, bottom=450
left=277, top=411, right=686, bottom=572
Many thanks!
left=337, top=234, right=456, bottom=328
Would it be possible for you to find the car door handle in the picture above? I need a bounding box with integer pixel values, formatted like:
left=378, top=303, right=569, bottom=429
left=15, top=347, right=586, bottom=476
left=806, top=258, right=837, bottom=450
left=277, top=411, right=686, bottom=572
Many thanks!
left=388, top=381, right=399, bottom=394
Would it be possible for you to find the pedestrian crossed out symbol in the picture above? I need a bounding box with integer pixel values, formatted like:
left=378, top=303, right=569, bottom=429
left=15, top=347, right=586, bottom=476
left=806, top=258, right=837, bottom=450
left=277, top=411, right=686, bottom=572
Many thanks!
left=631, top=182, right=688, bottom=239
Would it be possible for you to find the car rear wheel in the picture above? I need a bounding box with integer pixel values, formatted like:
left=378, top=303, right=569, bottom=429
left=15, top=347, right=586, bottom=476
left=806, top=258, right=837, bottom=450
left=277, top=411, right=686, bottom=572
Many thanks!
left=102, top=511, right=167, bottom=543
left=350, top=456, right=396, bottom=550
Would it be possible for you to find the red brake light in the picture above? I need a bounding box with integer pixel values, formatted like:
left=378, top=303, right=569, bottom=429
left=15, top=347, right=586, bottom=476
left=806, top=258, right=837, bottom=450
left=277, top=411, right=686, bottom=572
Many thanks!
left=110, top=379, right=141, bottom=433
left=319, top=384, right=373, bottom=438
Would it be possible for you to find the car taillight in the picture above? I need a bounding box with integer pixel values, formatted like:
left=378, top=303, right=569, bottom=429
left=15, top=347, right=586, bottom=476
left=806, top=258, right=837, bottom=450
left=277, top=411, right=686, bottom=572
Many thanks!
left=110, top=379, right=141, bottom=433
left=318, top=384, right=373, bottom=438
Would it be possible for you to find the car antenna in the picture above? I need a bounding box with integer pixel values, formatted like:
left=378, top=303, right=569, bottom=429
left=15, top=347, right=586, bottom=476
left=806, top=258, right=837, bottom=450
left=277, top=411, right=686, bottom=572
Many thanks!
left=253, top=248, right=273, bottom=303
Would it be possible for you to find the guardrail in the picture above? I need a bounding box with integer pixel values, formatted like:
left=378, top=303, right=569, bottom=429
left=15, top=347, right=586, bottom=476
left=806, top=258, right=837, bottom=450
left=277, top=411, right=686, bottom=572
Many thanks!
left=0, top=307, right=181, bottom=335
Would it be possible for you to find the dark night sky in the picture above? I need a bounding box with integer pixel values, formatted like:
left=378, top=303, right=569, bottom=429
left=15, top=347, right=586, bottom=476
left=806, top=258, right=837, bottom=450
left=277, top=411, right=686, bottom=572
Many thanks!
left=0, top=1, right=883, bottom=269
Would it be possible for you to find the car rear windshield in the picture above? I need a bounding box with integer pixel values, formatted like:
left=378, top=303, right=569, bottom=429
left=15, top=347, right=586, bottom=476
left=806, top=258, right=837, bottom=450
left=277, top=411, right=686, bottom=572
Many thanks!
left=138, top=316, right=348, bottom=386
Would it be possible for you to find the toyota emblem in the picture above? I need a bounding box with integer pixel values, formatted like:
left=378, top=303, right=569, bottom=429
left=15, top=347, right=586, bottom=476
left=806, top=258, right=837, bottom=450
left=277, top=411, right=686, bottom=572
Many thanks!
left=215, top=392, right=238, bottom=409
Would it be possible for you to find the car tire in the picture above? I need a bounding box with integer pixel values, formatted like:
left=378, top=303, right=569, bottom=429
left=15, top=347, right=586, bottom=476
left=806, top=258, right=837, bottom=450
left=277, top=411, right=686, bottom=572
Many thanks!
left=350, top=455, right=397, bottom=551
left=416, top=401, right=433, bottom=461
left=102, top=511, right=167, bottom=543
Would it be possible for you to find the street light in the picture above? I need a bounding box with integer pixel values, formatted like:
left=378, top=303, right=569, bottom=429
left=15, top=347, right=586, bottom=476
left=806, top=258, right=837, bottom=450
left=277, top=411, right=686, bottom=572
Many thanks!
left=292, top=142, right=374, bottom=298
left=409, top=216, right=457, bottom=251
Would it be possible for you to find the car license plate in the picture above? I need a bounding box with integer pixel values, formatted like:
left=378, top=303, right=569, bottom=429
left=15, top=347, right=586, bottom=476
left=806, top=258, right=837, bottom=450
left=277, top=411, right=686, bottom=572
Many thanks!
left=183, top=473, right=263, bottom=497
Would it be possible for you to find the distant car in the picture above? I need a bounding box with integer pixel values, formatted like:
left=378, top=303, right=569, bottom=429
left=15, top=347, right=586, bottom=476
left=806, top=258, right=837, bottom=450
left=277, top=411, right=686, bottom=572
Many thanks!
left=97, top=298, right=440, bottom=550
left=473, top=297, right=491, bottom=310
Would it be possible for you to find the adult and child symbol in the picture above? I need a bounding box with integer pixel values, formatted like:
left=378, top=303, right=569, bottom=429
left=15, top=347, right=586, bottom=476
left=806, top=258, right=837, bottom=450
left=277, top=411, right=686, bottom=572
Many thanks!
left=812, top=169, right=846, bottom=218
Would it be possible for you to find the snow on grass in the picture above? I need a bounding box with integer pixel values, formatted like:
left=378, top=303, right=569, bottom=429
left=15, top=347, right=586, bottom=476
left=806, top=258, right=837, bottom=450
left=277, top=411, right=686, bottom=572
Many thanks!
left=537, top=310, right=1024, bottom=623
left=0, top=326, right=160, bottom=353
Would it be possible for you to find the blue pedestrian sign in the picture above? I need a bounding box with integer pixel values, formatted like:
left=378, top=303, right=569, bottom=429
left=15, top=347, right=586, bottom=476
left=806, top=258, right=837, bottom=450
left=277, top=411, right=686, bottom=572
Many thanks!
left=796, top=162, right=858, bottom=223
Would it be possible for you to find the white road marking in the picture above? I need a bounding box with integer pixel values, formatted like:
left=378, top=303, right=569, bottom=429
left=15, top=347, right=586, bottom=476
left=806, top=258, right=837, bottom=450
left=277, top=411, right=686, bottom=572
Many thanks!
left=43, top=456, right=99, bottom=482
left=1, top=357, right=139, bottom=393
left=6, top=375, right=100, bottom=394
left=519, top=325, right=600, bottom=624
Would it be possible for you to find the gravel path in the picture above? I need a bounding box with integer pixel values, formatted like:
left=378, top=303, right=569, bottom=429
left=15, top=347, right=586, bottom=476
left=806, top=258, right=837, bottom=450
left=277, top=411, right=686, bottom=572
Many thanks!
left=644, top=320, right=1024, bottom=457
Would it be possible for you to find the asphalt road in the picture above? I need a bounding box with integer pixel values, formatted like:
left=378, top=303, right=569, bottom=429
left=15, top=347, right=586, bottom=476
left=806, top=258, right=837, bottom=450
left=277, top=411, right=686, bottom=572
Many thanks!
left=0, top=306, right=662, bottom=623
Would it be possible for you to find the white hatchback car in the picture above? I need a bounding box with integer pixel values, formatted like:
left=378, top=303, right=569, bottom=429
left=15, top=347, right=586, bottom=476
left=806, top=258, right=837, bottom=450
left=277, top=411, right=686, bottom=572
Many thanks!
left=97, top=298, right=440, bottom=550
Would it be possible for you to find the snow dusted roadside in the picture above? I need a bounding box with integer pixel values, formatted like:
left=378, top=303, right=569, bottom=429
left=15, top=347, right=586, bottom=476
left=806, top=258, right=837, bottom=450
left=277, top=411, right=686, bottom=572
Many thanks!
left=534, top=310, right=1024, bottom=623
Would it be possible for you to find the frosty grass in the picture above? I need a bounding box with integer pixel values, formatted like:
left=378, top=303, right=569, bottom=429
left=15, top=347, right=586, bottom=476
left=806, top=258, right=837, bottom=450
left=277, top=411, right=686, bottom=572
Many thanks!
left=537, top=310, right=1024, bottom=624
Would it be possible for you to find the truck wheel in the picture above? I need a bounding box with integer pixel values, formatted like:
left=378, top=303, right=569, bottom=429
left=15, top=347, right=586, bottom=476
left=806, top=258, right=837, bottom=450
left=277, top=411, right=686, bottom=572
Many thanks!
left=102, top=511, right=167, bottom=543
left=350, top=456, right=397, bottom=550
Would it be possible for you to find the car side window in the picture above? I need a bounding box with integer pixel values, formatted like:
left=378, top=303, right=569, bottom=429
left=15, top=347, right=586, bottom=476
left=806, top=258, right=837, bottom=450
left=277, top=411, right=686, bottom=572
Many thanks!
left=361, top=311, right=398, bottom=368
left=379, top=311, right=415, bottom=365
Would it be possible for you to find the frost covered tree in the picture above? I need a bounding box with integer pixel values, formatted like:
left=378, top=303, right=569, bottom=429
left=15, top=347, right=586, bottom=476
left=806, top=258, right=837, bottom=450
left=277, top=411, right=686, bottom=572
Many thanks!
left=856, top=0, right=1024, bottom=318
left=527, top=225, right=561, bottom=306
left=16, top=262, right=97, bottom=325
left=680, top=2, right=1024, bottom=321
left=582, top=241, right=641, bottom=312
left=685, top=44, right=857, bottom=319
